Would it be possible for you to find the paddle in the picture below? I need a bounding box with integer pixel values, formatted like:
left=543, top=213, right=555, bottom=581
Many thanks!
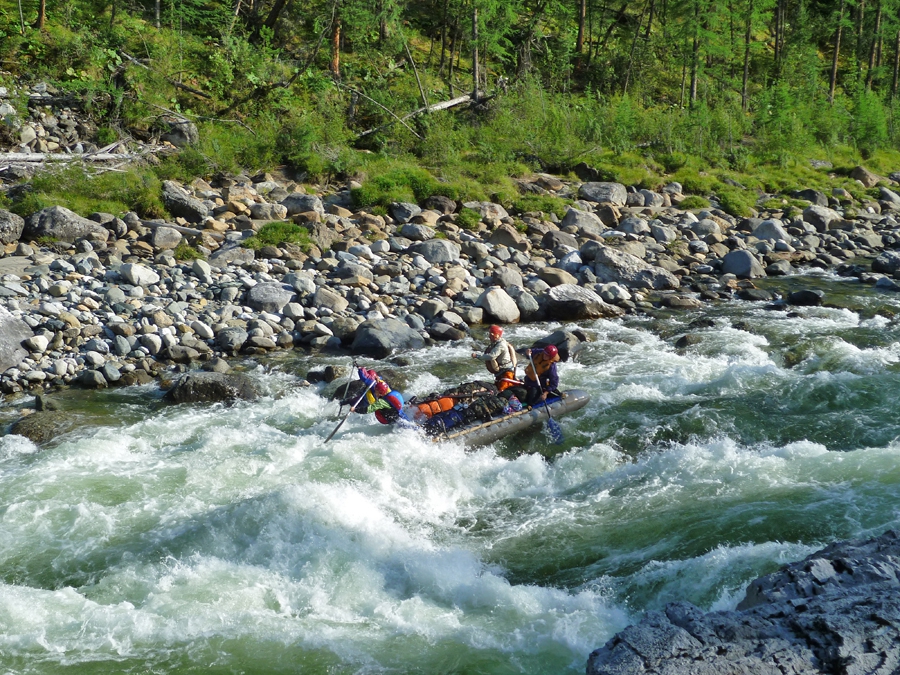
left=337, top=360, right=357, bottom=414
left=528, top=352, right=564, bottom=445
left=324, top=379, right=375, bottom=444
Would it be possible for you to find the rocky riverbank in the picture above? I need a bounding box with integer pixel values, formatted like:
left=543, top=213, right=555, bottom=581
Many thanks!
left=2, top=166, right=900, bottom=416
left=587, top=529, right=900, bottom=675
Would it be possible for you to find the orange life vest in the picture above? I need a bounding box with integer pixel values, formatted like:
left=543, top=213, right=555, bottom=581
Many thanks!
left=416, top=397, right=456, bottom=418
left=525, top=353, right=553, bottom=383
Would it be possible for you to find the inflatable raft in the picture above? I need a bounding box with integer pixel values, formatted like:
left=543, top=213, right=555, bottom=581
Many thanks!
left=429, top=389, right=591, bottom=447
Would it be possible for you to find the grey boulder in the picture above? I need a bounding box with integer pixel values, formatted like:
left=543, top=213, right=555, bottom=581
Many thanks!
left=409, top=239, right=460, bottom=264
left=351, top=317, right=426, bottom=359
left=578, top=182, right=627, bottom=206
left=721, top=250, right=766, bottom=278
left=161, top=181, right=209, bottom=223
left=165, top=371, right=262, bottom=403
left=543, top=284, right=625, bottom=320
left=0, top=307, right=31, bottom=373
left=246, top=282, right=295, bottom=313
left=592, top=243, right=681, bottom=290
left=23, top=206, right=110, bottom=243
left=0, top=209, right=25, bottom=244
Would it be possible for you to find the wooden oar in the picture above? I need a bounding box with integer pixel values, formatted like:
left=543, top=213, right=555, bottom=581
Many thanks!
left=528, top=353, right=564, bottom=445
left=324, top=380, right=375, bottom=443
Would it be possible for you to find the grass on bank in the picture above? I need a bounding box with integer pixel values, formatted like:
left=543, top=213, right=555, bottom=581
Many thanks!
left=241, top=221, right=314, bottom=252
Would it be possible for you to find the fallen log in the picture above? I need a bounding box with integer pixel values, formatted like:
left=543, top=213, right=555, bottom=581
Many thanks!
left=0, top=152, right=152, bottom=162
left=357, top=93, right=474, bottom=139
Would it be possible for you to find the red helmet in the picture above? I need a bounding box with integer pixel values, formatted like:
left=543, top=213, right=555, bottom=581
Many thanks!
left=544, top=344, right=559, bottom=359
left=489, top=325, right=503, bottom=338
left=375, top=380, right=390, bottom=396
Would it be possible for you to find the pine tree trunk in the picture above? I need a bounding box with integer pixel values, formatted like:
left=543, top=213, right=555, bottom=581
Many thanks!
left=35, top=0, right=46, bottom=28
left=331, top=16, right=341, bottom=78
left=867, top=0, right=882, bottom=88
left=438, top=0, right=449, bottom=75
left=155, top=0, right=161, bottom=28
left=690, top=34, right=699, bottom=106
left=741, top=0, right=752, bottom=112
left=575, top=0, right=587, bottom=71
left=857, top=0, right=867, bottom=79
left=472, top=6, right=479, bottom=100
left=892, top=28, right=900, bottom=96
left=830, top=0, right=845, bottom=104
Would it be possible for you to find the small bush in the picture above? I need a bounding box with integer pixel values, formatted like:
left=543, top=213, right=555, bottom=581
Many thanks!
left=351, top=165, right=450, bottom=208
left=715, top=186, right=755, bottom=218
left=173, top=241, right=204, bottom=260
left=679, top=195, right=710, bottom=210
left=13, top=166, right=165, bottom=218
left=659, top=151, right=688, bottom=173
left=455, top=208, right=482, bottom=230
left=95, top=126, right=117, bottom=146
left=242, top=221, right=313, bottom=252
left=673, top=169, right=716, bottom=195
left=512, top=194, right=571, bottom=219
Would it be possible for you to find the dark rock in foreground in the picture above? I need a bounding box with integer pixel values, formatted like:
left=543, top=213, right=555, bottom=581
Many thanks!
left=587, top=529, right=900, bottom=675
left=165, top=371, right=262, bottom=403
left=11, top=410, right=80, bottom=444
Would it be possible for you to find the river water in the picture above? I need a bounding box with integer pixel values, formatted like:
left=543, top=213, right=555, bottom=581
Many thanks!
left=3, top=270, right=900, bottom=674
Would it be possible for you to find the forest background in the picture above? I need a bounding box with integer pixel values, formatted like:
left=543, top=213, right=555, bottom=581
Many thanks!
left=3, top=0, right=900, bottom=219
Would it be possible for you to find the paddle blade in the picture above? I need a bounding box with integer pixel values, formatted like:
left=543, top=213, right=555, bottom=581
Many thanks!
left=546, top=417, right=564, bottom=445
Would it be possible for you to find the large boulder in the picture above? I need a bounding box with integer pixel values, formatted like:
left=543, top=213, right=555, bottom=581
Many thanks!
left=313, top=286, right=349, bottom=313
left=216, top=327, right=248, bottom=354
left=0, top=306, right=32, bottom=373
left=157, top=115, right=199, bottom=147
left=578, top=182, right=627, bottom=206
left=872, top=250, right=900, bottom=275
left=165, top=371, right=262, bottom=403
left=0, top=209, right=25, bottom=244
left=149, top=225, right=183, bottom=250
left=543, top=284, right=625, bottom=321
left=281, top=193, right=325, bottom=217
left=560, top=207, right=605, bottom=234
left=23, top=206, right=109, bottom=243
left=209, top=244, right=255, bottom=267
left=161, top=181, right=209, bottom=223
left=476, top=288, right=520, bottom=323
left=246, top=282, right=295, bottom=313
left=591, top=243, right=681, bottom=290
left=11, top=411, right=79, bottom=444
left=351, top=317, right=426, bottom=359
left=587, top=529, right=900, bottom=675
left=803, top=205, right=842, bottom=232
left=753, top=219, right=790, bottom=242
left=721, top=249, right=766, bottom=278
left=120, top=263, right=160, bottom=287
left=409, top=239, right=460, bottom=264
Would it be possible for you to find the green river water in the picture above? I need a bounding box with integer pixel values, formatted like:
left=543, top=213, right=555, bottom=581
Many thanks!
left=2, top=270, right=900, bottom=674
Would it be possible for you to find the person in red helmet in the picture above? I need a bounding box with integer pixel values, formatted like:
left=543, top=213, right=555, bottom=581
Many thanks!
left=523, top=344, right=561, bottom=405
left=357, top=366, right=410, bottom=425
left=471, top=324, right=520, bottom=392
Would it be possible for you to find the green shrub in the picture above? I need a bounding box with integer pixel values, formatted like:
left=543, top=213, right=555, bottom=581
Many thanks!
left=672, top=169, right=716, bottom=195
left=512, top=194, right=571, bottom=218
left=715, top=186, right=755, bottom=218
left=455, top=208, right=482, bottom=230
left=659, top=151, right=688, bottom=173
left=242, top=221, right=313, bottom=252
left=351, top=165, right=458, bottom=208
left=95, top=126, right=117, bottom=145
left=12, top=166, right=166, bottom=218
left=173, top=241, right=204, bottom=260
left=679, top=195, right=710, bottom=210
